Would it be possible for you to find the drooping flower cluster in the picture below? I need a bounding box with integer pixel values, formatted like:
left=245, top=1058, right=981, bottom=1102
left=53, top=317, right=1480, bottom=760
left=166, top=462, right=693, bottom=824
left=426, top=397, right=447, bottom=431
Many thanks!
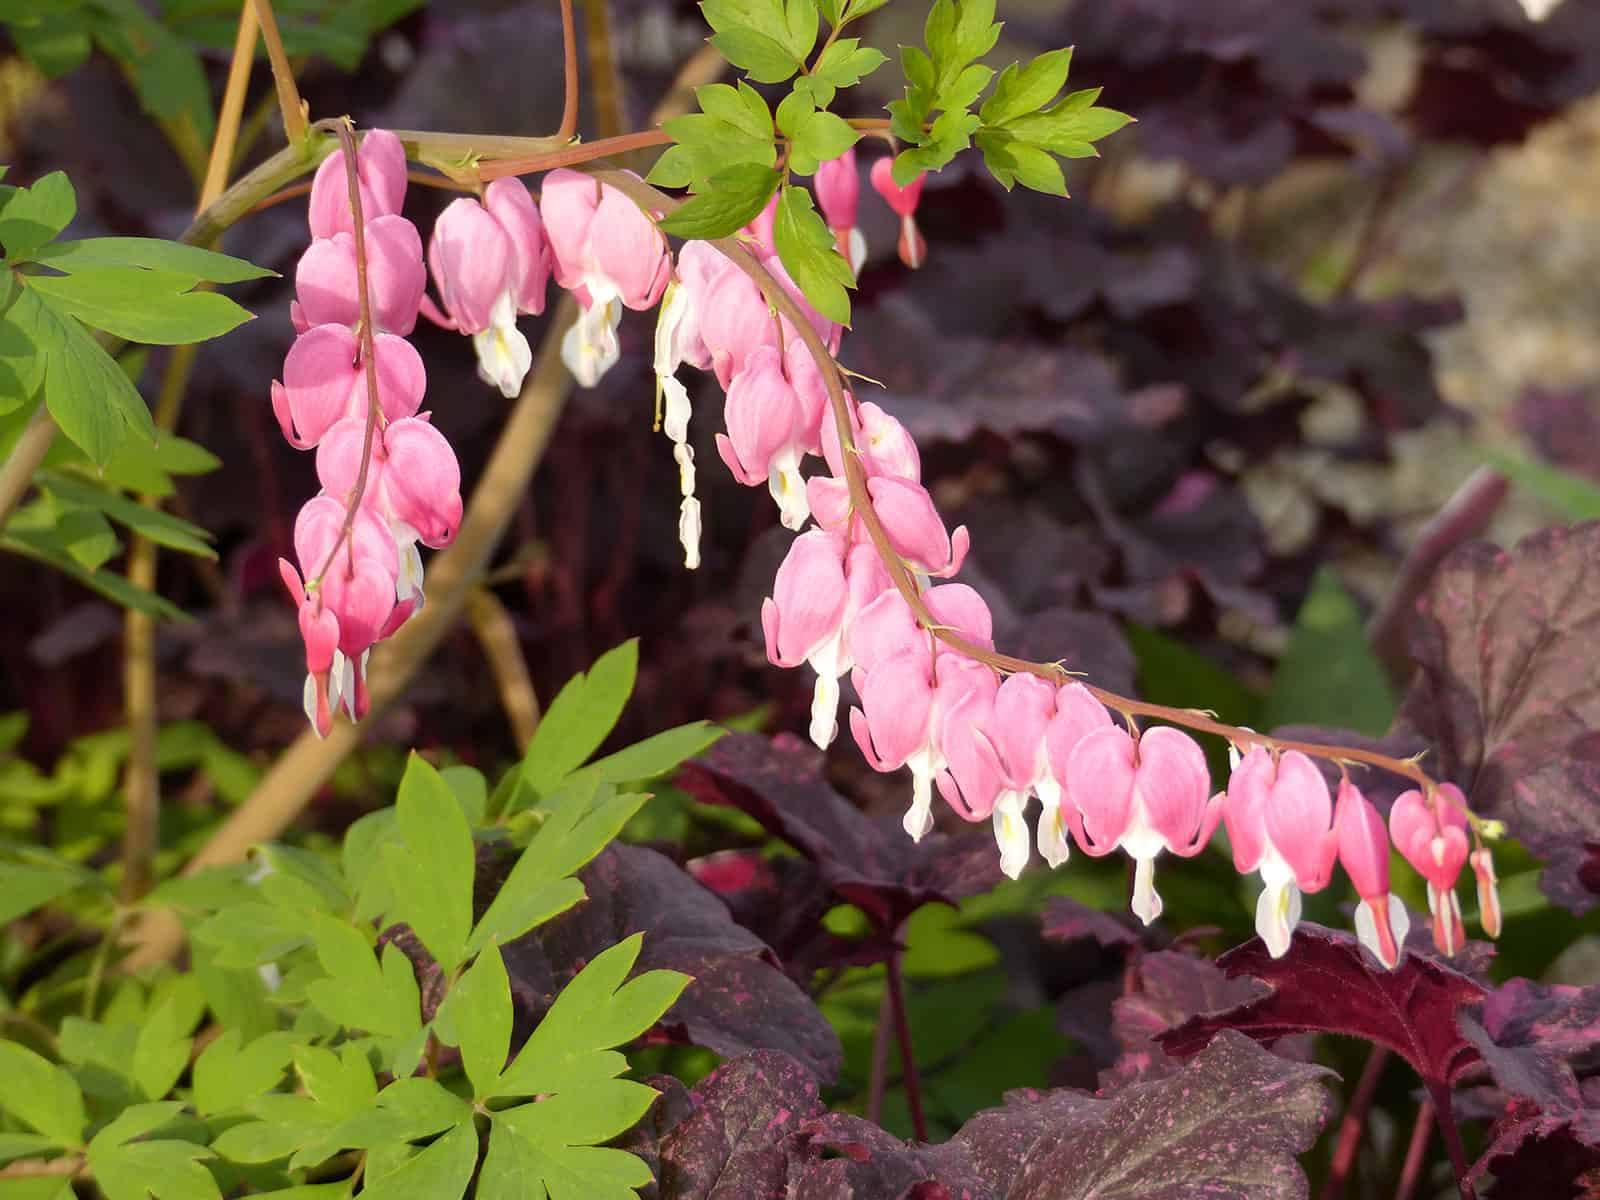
left=274, top=131, right=463, bottom=736
left=276, top=138, right=1501, bottom=971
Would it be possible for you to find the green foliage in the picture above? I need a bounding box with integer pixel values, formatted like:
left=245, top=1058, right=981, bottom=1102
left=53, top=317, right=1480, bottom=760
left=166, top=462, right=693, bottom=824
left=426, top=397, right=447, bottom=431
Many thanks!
left=649, top=83, right=777, bottom=193
left=1260, top=567, right=1395, bottom=736
left=699, top=0, right=818, bottom=85
left=774, top=184, right=853, bottom=324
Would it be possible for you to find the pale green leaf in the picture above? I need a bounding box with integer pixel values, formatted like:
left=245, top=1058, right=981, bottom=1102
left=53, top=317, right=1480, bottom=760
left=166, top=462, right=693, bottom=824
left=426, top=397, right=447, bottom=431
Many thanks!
left=520, top=640, right=639, bottom=796
left=0, top=1043, right=86, bottom=1146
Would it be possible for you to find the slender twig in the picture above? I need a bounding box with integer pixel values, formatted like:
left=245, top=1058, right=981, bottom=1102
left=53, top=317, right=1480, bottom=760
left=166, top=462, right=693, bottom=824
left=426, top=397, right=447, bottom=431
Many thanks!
left=1425, top=1083, right=1474, bottom=1200
left=584, top=0, right=627, bottom=140
left=558, top=0, right=579, bottom=142
left=1367, top=466, right=1507, bottom=688
left=250, top=0, right=307, bottom=143
left=1393, top=1098, right=1435, bottom=1200
left=866, top=983, right=893, bottom=1126
left=121, top=2, right=260, bottom=904
left=591, top=170, right=1474, bottom=817
left=200, top=1, right=260, bottom=207
left=312, top=120, right=384, bottom=585
left=1321, top=1047, right=1391, bottom=1200
left=0, top=1155, right=83, bottom=1179
left=0, top=403, right=55, bottom=532
left=465, top=587, right=542, bottom=748
left=883, top=951, right=927, bottom=1142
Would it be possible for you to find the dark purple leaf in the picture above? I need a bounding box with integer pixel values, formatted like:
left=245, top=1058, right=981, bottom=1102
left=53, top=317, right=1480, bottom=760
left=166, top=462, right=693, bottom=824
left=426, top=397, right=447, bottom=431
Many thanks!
left=1041, top=898, right=1139, bottom=952
left=680, top=734, right=1005, bottom=931
left=1513, top=386, right=1600, bottom=483
left=1158, top=924, right=1486, bottom=1098
left=1396, top=522, right=1600, bottom=911
left=1107, top=951, right=1269, bottom=1088
left=498, top=842, right=843, bottom=1082
left=792, top=1112, right=990, bottom=1200
left=656, top=1051, right=823, bottom=1200
left=1010, top=1032, right=1333, bottom=1200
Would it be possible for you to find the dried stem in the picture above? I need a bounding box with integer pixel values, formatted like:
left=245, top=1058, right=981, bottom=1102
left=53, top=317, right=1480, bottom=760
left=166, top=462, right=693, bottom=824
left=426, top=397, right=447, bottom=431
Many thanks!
left=866, top=984, right=892, bottom=1125
left=312, top=120, right=384, bottom=585
left=250, top=0, right=308, bottom=143
left=883, top=951, right=928, bottom=1142
left=591, top=170, right=1465, bottom=812
left=122, top=4, right=263, bottom=902
left=1321, top=1046, right=1390, bottom=1200
left=465, top=587, right=542, bottom=748
left=0, top=403, right=56, bottom=533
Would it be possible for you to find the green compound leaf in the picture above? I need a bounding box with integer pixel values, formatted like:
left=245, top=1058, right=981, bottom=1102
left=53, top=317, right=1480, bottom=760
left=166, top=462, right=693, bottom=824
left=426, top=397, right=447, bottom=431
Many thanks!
left=658, top=164, right=783, bottom=241
left=29, top=237, right=273, bottom=283
left=191, top=1031, right=297, bottom=1117
left=358, top=1119, right=477, bottom=1200
left=38, top=470, right=214, bottom=558
left=439, top=942, right=512, bottom=1100
left=789, top=110, right=859, bottom=176
left=520, top=639, right=639, bottom=797
left=384, top=753, right=476, bottom=973
left=773, top=184, right=853, bottom=325
left=304, top=916, right=423, bottom=1039
left=493, top=933, right=690, bottom=1099
left=976, top=131, right=1069, bottom=196
left=87, top=1100, right=217, bottom=1200
left=979, top=47, right=1074, bottom=127
left=26, top=268, right=255, bottom=345
left=0, top=171, right=75, bottom=261
left=0, top=1043, right=86, bottom=1146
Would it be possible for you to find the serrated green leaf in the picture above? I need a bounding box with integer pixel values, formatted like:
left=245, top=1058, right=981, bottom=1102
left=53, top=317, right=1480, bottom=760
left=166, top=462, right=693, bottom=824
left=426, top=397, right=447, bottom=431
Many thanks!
left=791, top=110, right=860, bottom=175
left=30, top=237, right=272, bottom=283
left=1007, top=99, right=1133, bottom=155
left=583, top=720, right=725, bottom=785
left=977, top=131, right=1067, bottom=195
left=36, top=470, right=213, bottom=557
left=812, top=39, right=886, bottom=91
left=711, top=28, right=801, bottom=84
left=939, top=62, right=993, bottom=113
left=132, top=997, right=194, bottom=1100
left=694, top=82, right=773, bottom=141
left=0, top=171, right=75, bottom=260
left=89, top=1137, right=219, bottom=1200
left=497, top=1080, right=660, bottom=1147
left=191, top=1030, right=297, bottom=1116
left=979, top=47, right=1073, bottom=127
left=494, top=934, right=689, bottom=1098
left=0, top=303, right=44, bottom=408
left=358, top=1119, right=476, bottom=1200
left=437, top=942, right=511, bottom=1098
left=657, top=165, right=782, bottom=240
left=773, top=88, right=813, bottom=139
left=815, top=0, right=841, bottom=26
left=293, top=1043, right=375, bottom=1122
left=773, top=184, right=852, bottom=325
left=520, top=640, right=639, bottom=797
left=0, top=860, right=91, bottom=922
left=784, top=0, right=817, bottom=58
left=27, top=269, right=254, bottom=345
left=842, top=0, right=890, bottom=19
left=485, top=1105, right=652, bottom=1199
left=0, top=1044, right=84, bottom=1146
left=305, top=918, right=422, bottom=1039
left=385, top=753, right=475, bottom=972
left=191, top=900, right=313, bottom=967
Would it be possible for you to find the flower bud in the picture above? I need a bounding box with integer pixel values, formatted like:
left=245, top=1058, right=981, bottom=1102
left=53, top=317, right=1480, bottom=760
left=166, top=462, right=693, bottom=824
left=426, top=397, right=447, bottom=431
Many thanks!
left=308, top=129, right=408, bottom=240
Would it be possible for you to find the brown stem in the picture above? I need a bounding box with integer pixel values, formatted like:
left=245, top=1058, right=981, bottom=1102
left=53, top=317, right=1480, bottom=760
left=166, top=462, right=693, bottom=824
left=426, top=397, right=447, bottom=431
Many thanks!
left=1368, top=466, right=1507, bottom=689
left=584, top=0, right=627, bottom=140
left=558, top=0, right=580, bottom=142
left=591, top=169, right=1461, bottom=809
left=0, top=402, right=56, bottom=532
left=883, top=951, right=927, bottom=1142
left=1321, top=1047, right=1390, bottom=1200
left=1425, top=1082, right=1475, bottom=1200
left=474, top=130, right=673, bottom=180
left=313, top=120, right=385, bottom=585
left=250, top=0, right=308, bottom=143
left=465, top=587, right=542, bottom=748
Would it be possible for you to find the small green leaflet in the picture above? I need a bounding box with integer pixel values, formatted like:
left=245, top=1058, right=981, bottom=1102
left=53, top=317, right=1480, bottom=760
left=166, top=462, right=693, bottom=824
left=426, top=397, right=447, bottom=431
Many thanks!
left=795, top=38, right=886, bottom=107
left=700, top=0, right=818, bottom=84
left=0, top=171, right=75, bottom=261
left=26, top=268, right=255, bottom=345
left=979, top=48, right=1074, bottom=128
left=86, top=1102, right=219, bottom=1200
left=383, top=753, right=476, bottom=973
left=436, top=942, right=512, bottom=1100
left=358, top=1120, right=477, bottom=1200
left=0, top=1042, right=86, bottom=1146
left=649, top=83, right=776, bottom=193
left=773, top=184, right=853, bottom=325
left=29, top=238, right=274, bottom=284
left=519, top=639, right=640, bottom=798
left=658, top=164, right=783, bottom=241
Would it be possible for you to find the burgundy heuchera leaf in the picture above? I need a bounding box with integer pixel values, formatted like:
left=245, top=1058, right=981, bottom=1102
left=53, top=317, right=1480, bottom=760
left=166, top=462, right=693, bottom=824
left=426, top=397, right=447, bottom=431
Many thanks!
left=1396, top=522, right=1600, bottom=911
left=1157, top=924, right=1486, bottom=1097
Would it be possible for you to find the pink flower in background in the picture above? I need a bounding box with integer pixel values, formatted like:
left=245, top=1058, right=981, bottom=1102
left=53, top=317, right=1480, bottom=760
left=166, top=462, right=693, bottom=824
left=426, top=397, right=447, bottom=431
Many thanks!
left=870, top=158, right=928, bottom=269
